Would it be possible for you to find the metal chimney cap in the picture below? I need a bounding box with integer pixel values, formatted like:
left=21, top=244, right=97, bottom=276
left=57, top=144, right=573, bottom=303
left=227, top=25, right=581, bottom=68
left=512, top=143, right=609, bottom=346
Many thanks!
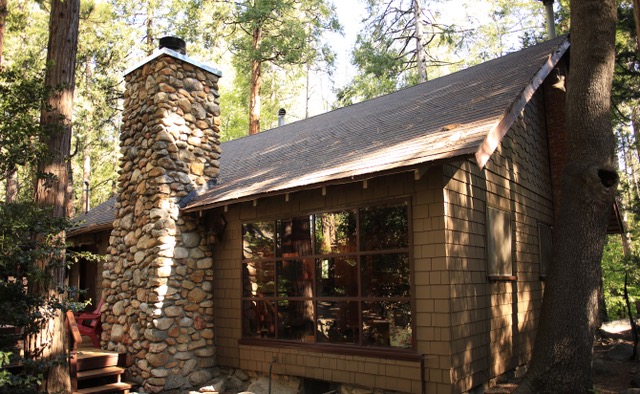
left=159, top=36, right=187, bottom=55
left=278, top=108, right=286, bottom=116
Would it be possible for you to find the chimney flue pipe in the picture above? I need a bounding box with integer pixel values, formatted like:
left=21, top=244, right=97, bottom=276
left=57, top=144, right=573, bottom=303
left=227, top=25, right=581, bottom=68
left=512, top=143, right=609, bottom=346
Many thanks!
left=541, top=0, right=556, bottom=39
left=159, top=36, right=187, bottom=55
left=278, top=108, right=286, bottom=127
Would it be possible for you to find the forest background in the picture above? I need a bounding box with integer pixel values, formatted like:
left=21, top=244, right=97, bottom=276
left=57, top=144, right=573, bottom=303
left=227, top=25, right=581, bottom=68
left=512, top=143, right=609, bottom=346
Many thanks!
left=0, top=0, right=639, bottom=327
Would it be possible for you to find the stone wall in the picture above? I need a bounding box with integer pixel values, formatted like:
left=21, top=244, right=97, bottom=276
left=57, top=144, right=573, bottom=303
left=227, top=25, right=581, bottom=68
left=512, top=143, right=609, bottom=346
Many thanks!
left=101, top=51, right=222, bottom=393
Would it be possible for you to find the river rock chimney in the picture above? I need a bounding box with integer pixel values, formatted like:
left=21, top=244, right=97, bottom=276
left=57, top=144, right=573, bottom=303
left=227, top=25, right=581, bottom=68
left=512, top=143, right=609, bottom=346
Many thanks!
left=102, top=39, right=222, bottom=393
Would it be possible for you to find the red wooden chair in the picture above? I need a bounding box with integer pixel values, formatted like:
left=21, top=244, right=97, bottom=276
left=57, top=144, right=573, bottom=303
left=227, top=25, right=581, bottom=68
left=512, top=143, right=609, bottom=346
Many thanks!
left=74, top=298, right=104, bottom=348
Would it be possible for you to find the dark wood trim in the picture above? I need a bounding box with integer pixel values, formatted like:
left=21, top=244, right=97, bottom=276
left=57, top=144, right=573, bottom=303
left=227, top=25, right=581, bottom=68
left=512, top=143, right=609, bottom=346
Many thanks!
left=475, top=37, right=570, bottom=168
left=182, top=162, right=450, bottom=213
left=238, top=338, right=422, bottom=362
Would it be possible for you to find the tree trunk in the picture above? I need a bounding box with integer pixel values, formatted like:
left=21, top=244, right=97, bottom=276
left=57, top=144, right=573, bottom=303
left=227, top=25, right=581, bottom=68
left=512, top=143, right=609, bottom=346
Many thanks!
left=632, top=0, right=640, bottom=57
left=6, top=167, right=17, bottom=202
left=413, top=0, right=427, bottom=83
left=29, top=0, right=80, bottom=391
left=1, top=0, right=14, bottom=201
left=514, top=0, right=618, bottom=392
left=146, top=2, right=154, bottom=55
left=0, top=0, right=6, bottom=67
left=83, top=143, right=91, bottom=212
left=249, top=26, right=262, bottom=135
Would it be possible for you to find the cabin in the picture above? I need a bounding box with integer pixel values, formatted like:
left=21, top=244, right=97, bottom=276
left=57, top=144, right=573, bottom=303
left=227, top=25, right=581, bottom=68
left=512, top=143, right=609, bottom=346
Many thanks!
left=69, top=35, right=576, bottom=393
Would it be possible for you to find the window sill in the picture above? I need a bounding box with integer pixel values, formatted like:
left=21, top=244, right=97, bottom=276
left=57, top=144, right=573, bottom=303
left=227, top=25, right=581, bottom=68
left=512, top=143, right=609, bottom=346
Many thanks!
left=238, top=338, right=421, bottom=361
left=487, top=275, right=517, bottom=282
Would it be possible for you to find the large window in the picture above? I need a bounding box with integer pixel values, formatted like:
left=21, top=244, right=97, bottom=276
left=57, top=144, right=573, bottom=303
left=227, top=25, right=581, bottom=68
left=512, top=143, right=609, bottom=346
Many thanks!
left=242, top=201, right=412, bottom=350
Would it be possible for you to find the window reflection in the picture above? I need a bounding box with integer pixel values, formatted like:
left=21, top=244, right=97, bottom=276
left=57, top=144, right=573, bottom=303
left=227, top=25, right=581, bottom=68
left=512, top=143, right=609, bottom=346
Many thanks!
left=243, top=261, right=275, bottom=297
left=242, top=200, right=412, bottom=350
left=363, top=301, right=412, bottom=348
left=278, top=300, right=315, bottom=341
left=277, top=259, right=314, bottom=297
left=316, top=301, right=359, bottom=344
left=361, top=253, right=410, bottom=297
left=243, top=300, right=276, bottom=338
left=315, top=210, right=357, bottom=254
left=360, top=202, right=409, bottom=251
left=243, top=222, right=275, bottom=259
left=316, top=257, right=358, bottom=297
left=277, top=216, right=313, bottom=257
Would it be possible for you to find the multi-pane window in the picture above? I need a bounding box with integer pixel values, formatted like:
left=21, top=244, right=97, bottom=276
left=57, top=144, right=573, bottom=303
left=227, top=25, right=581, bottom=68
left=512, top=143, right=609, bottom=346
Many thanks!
left=242, top=201, right=412, bottom=350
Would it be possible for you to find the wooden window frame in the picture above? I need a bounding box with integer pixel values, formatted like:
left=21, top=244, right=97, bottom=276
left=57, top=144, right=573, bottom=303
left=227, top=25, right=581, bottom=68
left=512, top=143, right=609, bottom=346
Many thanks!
left=240, top=199, right=415, bottom=352
left=486, top=205, right=516, bottom=282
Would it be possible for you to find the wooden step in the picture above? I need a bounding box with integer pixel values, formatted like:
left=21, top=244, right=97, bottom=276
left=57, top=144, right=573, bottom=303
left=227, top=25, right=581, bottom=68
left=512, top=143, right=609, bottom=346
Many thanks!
left=77, top=366, right=126, bottom=381
left=77, top=350, right=121, bottom=371
left=74, top=381, right=133, bottom=394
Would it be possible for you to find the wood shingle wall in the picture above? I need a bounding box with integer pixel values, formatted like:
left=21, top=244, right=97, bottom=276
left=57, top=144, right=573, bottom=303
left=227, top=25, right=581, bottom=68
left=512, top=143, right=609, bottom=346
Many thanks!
left=444, top=90, right=553, bottom=393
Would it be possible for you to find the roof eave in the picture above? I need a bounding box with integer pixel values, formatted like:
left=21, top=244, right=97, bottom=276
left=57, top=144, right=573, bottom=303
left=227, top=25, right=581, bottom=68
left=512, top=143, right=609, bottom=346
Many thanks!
left=475, top=38, right=570, bottom=168
left=180, top=154, right=474, bottom=213
left=67, top=222, right=113, bottom=238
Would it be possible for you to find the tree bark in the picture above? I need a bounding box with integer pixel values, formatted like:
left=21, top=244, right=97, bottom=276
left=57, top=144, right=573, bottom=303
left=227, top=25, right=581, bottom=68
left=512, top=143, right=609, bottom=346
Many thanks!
left=0, top=0, right=6, bottom=67
left=6, top=168, right=17, bottom=202
left=83, top=143, right=91, bottom=212
left=249, top=26, right=263, bottom=135
left=514, top=0, right=618, bottom=392
left=413, top=0, right=427, bottom=83
left=0, top=0, right=15, bottom=201
left=632, top=0, right=640, bottom=57
left=29, top=0, right=80, bottom=392
left=146, top=1, right=154, bottom=55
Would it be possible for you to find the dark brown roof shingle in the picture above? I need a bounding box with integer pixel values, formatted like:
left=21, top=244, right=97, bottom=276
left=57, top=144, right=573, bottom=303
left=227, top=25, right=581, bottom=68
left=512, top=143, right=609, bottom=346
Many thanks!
left=183, top=36, right=569, bottom=211
left=70, top=36, right=570, bottom=231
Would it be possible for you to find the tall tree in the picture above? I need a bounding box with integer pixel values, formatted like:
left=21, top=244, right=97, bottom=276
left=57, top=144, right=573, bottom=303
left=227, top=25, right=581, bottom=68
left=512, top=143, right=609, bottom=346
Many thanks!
left=0, top=0, right=6, bottom=66
left=336, top=0, right=457, bottom=105
left=513, top=0, right=618, bottom=392
left=226, top=0, right=340, bottom=135
left=0, top=0, right=15, bottom=203
left=28, top=0, right=80, bottom=391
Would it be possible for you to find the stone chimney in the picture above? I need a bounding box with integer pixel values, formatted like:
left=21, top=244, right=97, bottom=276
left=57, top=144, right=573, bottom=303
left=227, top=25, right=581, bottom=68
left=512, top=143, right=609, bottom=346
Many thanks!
left=102, top=37, right=222, bottom=392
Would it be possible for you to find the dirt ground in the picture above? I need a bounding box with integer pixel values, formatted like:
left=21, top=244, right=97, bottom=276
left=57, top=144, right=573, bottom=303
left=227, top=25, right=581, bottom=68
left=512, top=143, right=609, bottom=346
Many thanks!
left=592, top=319, right=639, bottom=394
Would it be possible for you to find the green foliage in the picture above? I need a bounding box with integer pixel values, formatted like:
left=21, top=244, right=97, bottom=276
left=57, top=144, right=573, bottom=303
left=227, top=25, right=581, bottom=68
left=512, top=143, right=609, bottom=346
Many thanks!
left=602, top=236, right=640, bottom=319
left=0, top=202, right=85, bottom=392
left=611, top=0, right=640, bottom=127
left=223, top=0, right=340, bottom=133
left=230, top=0, right=339, bottom=66
left=0, top=66, right=50, bottom=184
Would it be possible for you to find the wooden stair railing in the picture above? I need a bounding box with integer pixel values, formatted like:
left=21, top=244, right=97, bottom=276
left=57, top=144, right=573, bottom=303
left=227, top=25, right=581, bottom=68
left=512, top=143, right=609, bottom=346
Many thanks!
left=67, top=310, right=82, bottom=393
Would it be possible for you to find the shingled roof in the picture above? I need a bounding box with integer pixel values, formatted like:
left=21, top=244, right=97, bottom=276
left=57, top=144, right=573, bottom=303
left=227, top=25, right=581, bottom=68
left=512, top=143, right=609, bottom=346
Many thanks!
left=182, top=36, right=569, bottom=212
left=68, top=195, right=117, bottom=237
left=69, top=36, right=570, bottom=232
